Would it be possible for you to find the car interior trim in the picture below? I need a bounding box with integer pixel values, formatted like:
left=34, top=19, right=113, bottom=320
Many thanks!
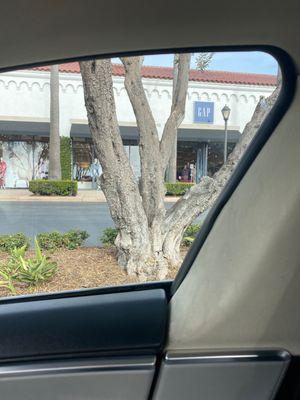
left=165, top=350, right=291, bottom=364
left=0, top=356, right=156, bottom=378
left=153, top=350, right=290, bottom=400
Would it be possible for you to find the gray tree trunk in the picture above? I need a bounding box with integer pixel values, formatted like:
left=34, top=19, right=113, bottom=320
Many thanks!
left=48, top=65, right=61, bottom=180
left=166, top=54, right=180, bottom=183
left=167, top=139, right=177, bottom=182
left=80, top=60, right=157, bottom=279
left=80, top=56, right=280, bottom=279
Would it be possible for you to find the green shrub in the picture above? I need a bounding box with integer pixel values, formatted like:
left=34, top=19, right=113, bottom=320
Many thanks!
left=101, top=227, right=118, bottom=246
left=29, top=180, right=78, bottom=196
left=0, top=233, right=30, bottom=253
left=182, top=223, right=201, bottom=246
left=165, top=182, right=194, bottom=196
left=62, top=230, right=89, bottom=250
left=0, top=239, right=57, bottom=292
left=60, top=137, right=72, bottom=180
left=37, top=229, right=89, bottom=251
left=36, top=231, right=64, bottom=251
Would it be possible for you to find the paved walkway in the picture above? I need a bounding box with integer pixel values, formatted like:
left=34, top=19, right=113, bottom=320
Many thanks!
left=0, top=189, right=180, bottom=203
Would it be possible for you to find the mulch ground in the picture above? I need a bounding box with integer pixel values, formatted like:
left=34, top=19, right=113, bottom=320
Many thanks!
left=0, top=247, right=182, bottom=297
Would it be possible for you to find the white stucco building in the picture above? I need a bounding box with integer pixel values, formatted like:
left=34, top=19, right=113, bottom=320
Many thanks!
left=0, top=62, right=276, bottom=188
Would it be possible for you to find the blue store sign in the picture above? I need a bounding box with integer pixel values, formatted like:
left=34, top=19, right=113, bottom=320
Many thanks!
left=194, top=101, right=214, bottom=123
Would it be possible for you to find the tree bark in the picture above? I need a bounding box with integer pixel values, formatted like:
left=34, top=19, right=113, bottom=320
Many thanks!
left=120, top=57, right=166, bottom=230
left=48, top=65, right=61, bottom=180
left=160, top=54, right=191, bottom=174
left=80, top=59, right=164, bottom=279
left=80, top=54, right=279, bottom=280
left=167, top=139, right=177, bottom=183
left=120, top=55, right=191, bottom=276
left=166, top=54, right=180, bottom=183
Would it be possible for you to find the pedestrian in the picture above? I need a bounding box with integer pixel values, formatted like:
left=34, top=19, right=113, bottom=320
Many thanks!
left=182, top=164, right=189, bottom=182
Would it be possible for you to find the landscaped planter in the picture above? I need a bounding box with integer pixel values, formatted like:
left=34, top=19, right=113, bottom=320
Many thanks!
left=29, top=180, right=78, bottom=196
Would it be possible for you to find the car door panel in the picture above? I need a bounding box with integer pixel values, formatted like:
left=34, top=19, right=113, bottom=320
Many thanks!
left=0, top=356, right=155, bottom=400
left=0, top=287, right=168, bottom=400
left=0, top=288, right=167, bottom=360
left=152, top=351, right=290, bottom=400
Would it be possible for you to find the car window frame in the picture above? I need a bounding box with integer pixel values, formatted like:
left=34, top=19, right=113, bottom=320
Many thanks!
left=0, top=45, right=295, bottom=303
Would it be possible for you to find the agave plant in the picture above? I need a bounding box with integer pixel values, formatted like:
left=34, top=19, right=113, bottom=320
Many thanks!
left=14, top=239, right=57, bottom=286
left=0, top=270, right=16, bottom=294
left=0, top=239, right=57, bottom=293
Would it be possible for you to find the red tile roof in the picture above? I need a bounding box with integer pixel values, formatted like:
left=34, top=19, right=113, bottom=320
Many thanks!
left=32, top=62, right=277, bottom=86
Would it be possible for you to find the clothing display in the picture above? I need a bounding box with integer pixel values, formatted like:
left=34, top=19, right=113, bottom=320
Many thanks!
left=0, top=140, right=49, bottom=188
left=90, top=160, right=101, bottom=179
left=0, top=159, right=7, bottom=188
left=73, top=162, right=93, bottom=181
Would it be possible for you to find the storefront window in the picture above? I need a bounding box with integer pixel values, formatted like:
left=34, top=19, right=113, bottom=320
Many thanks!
left=124, top=143, right=141, bottom=178
left=72, top=139, right=140, bottom=186
left=0, top=136, right=48, bottom=188
left=177, top=142, right=197, bottom=183
left=72, top=140, right=94, bottom=182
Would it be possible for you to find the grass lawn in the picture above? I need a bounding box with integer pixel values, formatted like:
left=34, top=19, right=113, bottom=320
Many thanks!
left=0, top=247, right=181, bottom=297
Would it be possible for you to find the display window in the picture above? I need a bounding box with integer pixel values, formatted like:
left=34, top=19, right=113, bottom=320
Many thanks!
left=177, top=142, right=197, bottom=183
left=0, top=137, right=49, bottom=188
left=124, top=143, right=141, bottom=179
left=72, top=140, right=102, bottom=186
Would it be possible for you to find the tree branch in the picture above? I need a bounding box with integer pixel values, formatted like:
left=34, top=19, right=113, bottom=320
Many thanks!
left=160, top=53, right=191, bottom=173
left=80, top=59, right=149, bottom=237
left=121, top=56, right=166, bottom=226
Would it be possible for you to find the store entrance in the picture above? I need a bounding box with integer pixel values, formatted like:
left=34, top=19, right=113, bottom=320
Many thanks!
left=177, top=142, right=198, bottom=183
left=176, top=140, right=237, bottom=183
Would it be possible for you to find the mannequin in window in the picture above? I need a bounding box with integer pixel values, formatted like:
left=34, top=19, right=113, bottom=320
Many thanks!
left=189, top=162, right=195, bottom=183
left=0, top=156, right=7, bottom=189
left=90, top=158, right=102, bottom=189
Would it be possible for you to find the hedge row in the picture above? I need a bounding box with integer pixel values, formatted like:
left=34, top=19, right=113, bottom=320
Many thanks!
left=0, top=230, right=88, bottom=253
left=60, top=137, right=72, bottom=180
left=28, top=178, right=192, bottom=197
left=165, top=182, right=194, bottom=196
left=29, top=180, right=78, bottom=196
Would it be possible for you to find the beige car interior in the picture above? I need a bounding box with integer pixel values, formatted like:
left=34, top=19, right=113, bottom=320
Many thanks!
left=0, top=1, right=298, bottom=399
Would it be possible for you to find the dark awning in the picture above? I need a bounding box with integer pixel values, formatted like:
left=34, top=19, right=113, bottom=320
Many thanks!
left=0, top=120, right=50, bottom=137
left=70, top=123, right=241, bottom=143
left=178, top=128, right=240, bottom=142
left=70, top=124, right=139, bottom=140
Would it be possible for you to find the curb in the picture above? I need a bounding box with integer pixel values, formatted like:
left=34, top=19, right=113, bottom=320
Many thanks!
left=0, top=192, right=180, bottom=203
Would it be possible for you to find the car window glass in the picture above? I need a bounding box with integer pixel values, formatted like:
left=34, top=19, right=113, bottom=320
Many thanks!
left=0, top=51, right=280, bottom=297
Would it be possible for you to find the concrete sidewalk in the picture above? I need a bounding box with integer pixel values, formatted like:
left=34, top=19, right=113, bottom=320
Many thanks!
left=0, top=189, right=180, bottom=203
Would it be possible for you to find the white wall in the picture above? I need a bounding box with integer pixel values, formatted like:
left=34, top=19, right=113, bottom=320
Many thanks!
left=0, top=69, right=275, bottom=138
